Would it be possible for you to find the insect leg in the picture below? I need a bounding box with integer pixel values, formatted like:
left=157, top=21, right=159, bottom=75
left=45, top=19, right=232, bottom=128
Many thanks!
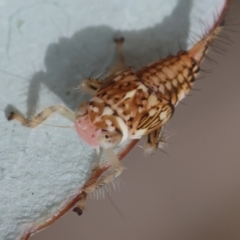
left=144, top=127, right=164, bottom=155
left=75, top=101, right=89, bottom=119
left=85, top=149, right=124, bottom=193
left=78, top=37, right=126, bottom=95
left=73, top=148, right=124, bottom=215
left=8, top=105, right=75, bottom=128
left=106, top=37, right=126, bottom=76
left=73, top=192, right=87, bottom=216
left=78, top=78, right=102, bottom=95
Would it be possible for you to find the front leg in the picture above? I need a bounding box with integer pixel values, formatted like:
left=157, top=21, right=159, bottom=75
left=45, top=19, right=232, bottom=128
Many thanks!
left=73, top=148, right=124, bottom=215
left=8, top=105, right=75, bottom=128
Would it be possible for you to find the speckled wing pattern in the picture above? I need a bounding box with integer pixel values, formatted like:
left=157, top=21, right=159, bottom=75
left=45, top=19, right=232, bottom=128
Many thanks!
left=87, top=51, right=199, bottom=141
left=88, top=68, right=173, bottom=139
left=137, top=51, right=200, bottom=105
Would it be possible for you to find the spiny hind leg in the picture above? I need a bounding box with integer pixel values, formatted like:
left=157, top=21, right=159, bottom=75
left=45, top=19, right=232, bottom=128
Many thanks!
left=73, top=148, right=124, bottom=215
left=85, top=149, right=124, bottom=193
left=8, top=105, right=75, bottom=128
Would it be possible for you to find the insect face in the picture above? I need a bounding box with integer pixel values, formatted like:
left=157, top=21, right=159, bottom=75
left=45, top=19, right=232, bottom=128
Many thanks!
left=74, top=115, right=101, bottom=148
left=74, top=113, right=123, bottom=149
left=98, top=130, right=122, bottom=149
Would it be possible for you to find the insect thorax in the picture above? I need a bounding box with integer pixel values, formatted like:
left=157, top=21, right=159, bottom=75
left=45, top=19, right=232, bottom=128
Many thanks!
left=87, top=68, right=173, bottom=143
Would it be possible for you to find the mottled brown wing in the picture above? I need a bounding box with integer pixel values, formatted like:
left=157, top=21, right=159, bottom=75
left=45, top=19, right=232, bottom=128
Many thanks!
left=88, top=68, right=144, bottom=135
left=136, top=102, right=174, bottom=135
left=98, top=67, right=136, bottom=91
left=136, top=52, right=199, bottom=106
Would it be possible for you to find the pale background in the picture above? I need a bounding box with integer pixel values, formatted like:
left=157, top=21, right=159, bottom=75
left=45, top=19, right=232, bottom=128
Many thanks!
left=33, top=1, right=240, bottom=240
left=0, top=0, right=239, bottom=239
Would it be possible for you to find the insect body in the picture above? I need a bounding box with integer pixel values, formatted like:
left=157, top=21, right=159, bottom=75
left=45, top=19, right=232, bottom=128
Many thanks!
left=8, top=19, right=223, bottom=215
left=75, top=35, right=210, bottom=156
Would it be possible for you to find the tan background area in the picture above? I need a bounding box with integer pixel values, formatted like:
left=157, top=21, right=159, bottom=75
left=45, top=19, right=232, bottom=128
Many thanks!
left=32, top=1, right=240, bottom=240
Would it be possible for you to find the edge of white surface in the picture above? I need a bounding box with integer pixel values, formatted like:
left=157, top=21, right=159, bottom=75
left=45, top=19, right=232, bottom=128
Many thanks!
left=0, top=0, right=227, bottom=239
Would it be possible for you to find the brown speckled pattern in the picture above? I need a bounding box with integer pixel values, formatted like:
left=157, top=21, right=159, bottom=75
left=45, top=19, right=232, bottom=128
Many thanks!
left=88, top=51, right=199, bottom=139
left=137, top=51, right=200, bottom=105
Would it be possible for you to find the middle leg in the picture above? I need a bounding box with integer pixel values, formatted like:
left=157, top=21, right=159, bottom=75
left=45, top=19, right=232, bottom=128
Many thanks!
left=143, top=127, right=166, bottom=155
left=78, top=37, right=126, bottom=95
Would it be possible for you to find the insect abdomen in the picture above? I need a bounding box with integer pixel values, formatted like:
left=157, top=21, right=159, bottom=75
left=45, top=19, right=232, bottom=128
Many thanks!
left=136, top=17, right=224, bottom=106
left=137, top=52, right=199, bottom=106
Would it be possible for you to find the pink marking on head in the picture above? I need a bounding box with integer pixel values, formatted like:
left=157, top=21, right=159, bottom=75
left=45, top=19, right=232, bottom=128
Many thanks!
left=75, top=115, right=101, bottom=148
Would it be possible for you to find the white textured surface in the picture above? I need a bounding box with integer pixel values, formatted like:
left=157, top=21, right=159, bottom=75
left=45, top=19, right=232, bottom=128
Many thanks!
left=0, top=0, right=226, bottom=239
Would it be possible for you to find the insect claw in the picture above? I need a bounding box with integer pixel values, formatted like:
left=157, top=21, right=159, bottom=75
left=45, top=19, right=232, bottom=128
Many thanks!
left=73, top=192, right=87, bottom=215
left=7, top=112, right=15, bottom=121
left=114, top=37, right=125, bottom=44
left=72, top=207, right=83, bottom=216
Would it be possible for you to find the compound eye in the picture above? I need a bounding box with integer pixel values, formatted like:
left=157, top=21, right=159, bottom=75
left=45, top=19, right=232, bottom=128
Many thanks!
left=98, top=130, right=122, bottom=149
